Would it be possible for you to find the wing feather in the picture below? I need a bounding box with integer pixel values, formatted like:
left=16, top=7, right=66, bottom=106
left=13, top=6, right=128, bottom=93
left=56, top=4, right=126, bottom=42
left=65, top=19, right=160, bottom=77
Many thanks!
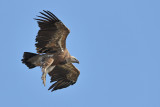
left=48, top=63, right=80, bottom=92
left=35, top=10, right=70, bottom=53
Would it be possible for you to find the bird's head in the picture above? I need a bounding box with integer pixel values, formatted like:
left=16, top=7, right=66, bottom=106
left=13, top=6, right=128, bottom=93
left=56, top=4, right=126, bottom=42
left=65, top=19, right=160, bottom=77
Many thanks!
left=70, top=56, right=79, bottom=64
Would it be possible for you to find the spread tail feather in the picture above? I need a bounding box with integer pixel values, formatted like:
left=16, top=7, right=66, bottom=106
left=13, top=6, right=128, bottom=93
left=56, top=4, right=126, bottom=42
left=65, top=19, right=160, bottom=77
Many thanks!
left=22, top=52, right=37, bottom=69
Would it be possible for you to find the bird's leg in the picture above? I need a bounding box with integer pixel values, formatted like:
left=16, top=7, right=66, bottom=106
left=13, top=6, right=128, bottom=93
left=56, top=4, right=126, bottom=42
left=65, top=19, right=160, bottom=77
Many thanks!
left=41, top=58, right=54, bottom=86
left=46, top=65, right=56, bottom=74
left=41, top=68, right=47, bottom=86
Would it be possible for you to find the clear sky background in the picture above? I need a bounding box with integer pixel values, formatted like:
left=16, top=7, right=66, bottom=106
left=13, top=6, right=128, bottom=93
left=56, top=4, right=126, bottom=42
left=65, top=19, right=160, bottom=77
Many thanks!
left=0, top=0, right=160, bottom=107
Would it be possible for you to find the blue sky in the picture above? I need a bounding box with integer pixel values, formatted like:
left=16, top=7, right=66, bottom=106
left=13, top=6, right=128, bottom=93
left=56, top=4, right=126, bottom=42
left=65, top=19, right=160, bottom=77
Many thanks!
left=0, top=0, right=160, bottom=107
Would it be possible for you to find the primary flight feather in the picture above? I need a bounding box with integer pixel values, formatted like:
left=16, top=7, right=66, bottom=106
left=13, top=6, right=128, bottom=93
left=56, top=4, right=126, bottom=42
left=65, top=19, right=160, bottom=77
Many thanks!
left=22, top=10, right=80, bottom=92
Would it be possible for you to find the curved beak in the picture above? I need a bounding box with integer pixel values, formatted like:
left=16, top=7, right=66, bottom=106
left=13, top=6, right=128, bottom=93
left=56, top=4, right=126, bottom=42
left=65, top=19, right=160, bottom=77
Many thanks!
left=71, top=57, right=80, bottom=64
left=76, top=60, right=80, bottom=64
left=74, top=59, right=80, bottom=64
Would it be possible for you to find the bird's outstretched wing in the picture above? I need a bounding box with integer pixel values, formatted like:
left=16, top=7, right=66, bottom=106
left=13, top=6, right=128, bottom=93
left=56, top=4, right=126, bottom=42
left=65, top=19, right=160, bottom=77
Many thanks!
left=35, top=10, right=70, bottom=53
left=48, top=63, right=80, bottom=92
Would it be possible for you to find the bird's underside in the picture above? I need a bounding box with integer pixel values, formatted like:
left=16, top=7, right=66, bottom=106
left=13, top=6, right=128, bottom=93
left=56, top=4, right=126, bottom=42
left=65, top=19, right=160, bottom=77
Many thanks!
left=21, top=10, right=80, bottom=92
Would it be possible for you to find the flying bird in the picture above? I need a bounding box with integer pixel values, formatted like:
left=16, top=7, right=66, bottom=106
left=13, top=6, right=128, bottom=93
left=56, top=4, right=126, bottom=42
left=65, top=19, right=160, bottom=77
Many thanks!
left=22, top=10, right=80, bottom=92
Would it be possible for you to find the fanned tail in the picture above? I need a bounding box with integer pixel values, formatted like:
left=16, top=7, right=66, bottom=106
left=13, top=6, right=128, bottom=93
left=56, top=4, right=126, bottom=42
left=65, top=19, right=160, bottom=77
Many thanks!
left=21, top=52, right=37, bottom=69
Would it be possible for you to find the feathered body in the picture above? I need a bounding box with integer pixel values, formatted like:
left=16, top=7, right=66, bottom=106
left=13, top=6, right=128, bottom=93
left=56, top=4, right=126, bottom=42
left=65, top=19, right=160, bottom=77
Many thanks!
left=22, top=10, right=80, bottom=92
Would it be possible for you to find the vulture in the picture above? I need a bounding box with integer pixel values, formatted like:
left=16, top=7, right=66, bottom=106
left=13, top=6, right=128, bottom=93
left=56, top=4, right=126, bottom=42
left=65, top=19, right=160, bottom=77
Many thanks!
left=22, top=10, right=80, bottom=92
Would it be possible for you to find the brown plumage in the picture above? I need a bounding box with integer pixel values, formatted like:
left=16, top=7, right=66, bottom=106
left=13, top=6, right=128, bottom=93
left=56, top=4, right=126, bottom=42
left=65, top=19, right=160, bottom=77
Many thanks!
left=35, top=10, right=70, bottom=54
left=48, top=63, right=80, bottom=92
left=22, top=10, right=80, bottom=92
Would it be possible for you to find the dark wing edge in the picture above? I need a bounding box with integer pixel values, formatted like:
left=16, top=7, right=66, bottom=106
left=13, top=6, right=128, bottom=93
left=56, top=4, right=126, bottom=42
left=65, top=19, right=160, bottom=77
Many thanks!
left=35, top=10, right=70, bottom=53
left=34, top=10, right=60, bottom=29
left=48, top=63, right=80, bottom=92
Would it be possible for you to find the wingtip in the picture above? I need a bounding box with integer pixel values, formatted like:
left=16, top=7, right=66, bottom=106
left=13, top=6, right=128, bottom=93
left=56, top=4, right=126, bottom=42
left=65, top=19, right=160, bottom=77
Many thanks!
left=43, top=10, right=47, bottom=12
left=51, top=89, right=55, bottom=92
left=48, top=87, right=55, bottom=92
left=43, top=10, right=50, bottom=14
